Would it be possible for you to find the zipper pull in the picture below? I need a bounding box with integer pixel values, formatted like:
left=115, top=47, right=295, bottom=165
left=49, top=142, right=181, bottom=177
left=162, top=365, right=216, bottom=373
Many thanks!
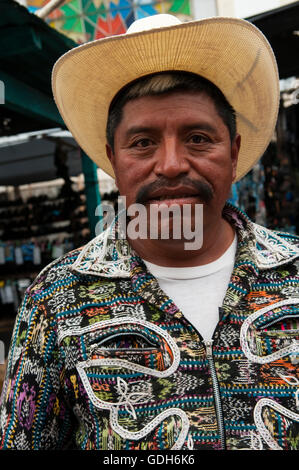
left=204, top=339, right=213, bottom=358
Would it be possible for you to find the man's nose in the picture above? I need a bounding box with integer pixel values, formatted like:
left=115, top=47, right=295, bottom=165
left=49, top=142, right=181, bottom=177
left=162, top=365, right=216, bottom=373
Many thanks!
left=153, top=137, right=190, bottom=178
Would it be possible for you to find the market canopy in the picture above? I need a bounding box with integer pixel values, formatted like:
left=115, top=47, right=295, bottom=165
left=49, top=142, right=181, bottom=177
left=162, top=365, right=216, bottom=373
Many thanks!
left=0, top=0, right=76, bottom=137
left=0, top=0, right=79, bottom=185
left=27, top=0, right=193, bottom=43
left=0, top=129, right=82, bottom=186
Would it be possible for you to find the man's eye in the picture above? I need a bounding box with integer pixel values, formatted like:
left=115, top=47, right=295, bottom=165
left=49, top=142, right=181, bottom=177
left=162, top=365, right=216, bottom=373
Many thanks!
left=189, top=134, right=207, bottom=144
left=134, top=138, right=153, bottom=148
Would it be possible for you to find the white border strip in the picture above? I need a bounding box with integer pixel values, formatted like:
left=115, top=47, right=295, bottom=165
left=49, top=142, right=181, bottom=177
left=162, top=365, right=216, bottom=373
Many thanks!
left=254, top=398, right=299, bottom=450
left=73, top=317, right=180, bottom=377
left=240, top=299, right=299, bottom=364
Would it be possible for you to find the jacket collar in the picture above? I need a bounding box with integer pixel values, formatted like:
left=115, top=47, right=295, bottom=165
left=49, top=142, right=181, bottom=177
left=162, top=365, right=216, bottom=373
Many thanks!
left=71, top=202, right=299, bottom=278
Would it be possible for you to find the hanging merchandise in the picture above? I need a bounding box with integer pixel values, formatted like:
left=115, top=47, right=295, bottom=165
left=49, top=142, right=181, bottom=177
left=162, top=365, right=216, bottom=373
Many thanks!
left=0, top=278, right=33, bottom=317
left=51, top=240, right=64, bottom=260
left=33, top=242, right=41, bottom=266
left=16, top=278, right=32, bottom=302
left=0, top=182, right=92, bottom=319
left=21, top=241, right=34, bottom=266
left=3, top=281, right=14, bottom=304
left=14, top=242, right=24, bottom=266
left=63, top=238, right=74, bottom=253
left=0, top=280, right=14, bottom=317
left=5, top=243, right=14, bottom=264
left=0, top=242, right=5, bottom=265
left=0, top=280, right=7, bottom=305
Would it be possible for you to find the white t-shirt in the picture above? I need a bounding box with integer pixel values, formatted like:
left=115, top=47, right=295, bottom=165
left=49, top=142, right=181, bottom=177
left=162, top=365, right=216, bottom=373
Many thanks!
left=143, top=235, right=237, bottom=341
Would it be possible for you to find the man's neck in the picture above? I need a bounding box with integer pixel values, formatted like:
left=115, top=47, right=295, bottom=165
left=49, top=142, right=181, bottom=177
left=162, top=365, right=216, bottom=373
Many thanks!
left=128, top=217, right=236, bottom=268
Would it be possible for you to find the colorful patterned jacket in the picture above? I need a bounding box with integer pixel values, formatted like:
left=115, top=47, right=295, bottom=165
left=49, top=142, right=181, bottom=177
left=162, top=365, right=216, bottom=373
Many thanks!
left=0, top=203, right=299, bottom=451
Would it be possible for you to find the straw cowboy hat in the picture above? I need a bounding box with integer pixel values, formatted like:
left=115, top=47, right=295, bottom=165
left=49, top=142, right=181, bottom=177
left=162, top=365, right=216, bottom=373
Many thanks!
left=52, top=14, right=279, bottom=182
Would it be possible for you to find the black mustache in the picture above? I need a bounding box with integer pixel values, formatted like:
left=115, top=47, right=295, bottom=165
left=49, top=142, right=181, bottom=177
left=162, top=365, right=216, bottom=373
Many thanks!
left=135, top=177, right=213, bottom=205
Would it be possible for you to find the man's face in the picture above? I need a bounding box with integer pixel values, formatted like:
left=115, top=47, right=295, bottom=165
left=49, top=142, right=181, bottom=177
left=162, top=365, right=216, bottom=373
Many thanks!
left=106, top=90, right=240, bottom=237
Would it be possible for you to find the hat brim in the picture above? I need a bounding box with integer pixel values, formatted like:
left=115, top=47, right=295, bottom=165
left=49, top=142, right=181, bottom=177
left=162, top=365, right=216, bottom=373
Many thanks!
left=52, top=17, right=279, bottom=182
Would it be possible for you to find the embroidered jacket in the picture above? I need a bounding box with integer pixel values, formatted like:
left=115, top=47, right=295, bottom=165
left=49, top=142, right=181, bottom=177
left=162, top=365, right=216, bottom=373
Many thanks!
left=0, top=203, right=299, bottom=450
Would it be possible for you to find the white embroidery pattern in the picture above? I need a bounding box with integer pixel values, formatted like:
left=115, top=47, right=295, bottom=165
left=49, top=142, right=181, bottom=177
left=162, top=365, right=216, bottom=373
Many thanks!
left=114, top=377, right=149, bottom=420
left=254, top=398, right=299, bottom=450
left=70, top=218, right=299, bottom=279
left=71, top=223, right=131, bottom=278
left=74, top=318, right=180, bottom=377
left=242, top=309, right=299, bottom=450
left=61, top=317, right=190, bottom=449
left=240, top=299, right=299, bottom=364
left=277, top=372, right=299, bottom=413
left=59, top=317, right=180, bottom=369
left=77, top=366, right=190, bottom=449
left=110, top=405, right=190, bottom=450
left=250, top=430, right=264, bottom=450
left=253, top=224, right=299, bottom=269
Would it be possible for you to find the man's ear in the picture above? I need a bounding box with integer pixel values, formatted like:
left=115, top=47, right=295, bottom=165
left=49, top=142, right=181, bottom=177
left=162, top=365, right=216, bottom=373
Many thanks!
left=106, top=144, right=119, bottom=189
left=231, top=133, right=241, bottom=181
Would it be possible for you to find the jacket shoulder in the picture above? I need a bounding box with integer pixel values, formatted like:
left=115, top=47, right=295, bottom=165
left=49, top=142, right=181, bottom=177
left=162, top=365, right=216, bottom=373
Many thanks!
left=272, top=230, right=299, bottom=249
left=25, top=246, right=86, bottom=304
left=252, top=222, right=299, bottom=270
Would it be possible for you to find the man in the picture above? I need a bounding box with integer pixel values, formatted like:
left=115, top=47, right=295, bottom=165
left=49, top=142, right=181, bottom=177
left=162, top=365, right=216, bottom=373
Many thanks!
left=0, top=14, right=298, bottom=451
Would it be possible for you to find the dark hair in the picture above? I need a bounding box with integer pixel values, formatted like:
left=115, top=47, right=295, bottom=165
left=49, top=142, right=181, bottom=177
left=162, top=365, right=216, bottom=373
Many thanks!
left=106, top=71, right=237, bottom=152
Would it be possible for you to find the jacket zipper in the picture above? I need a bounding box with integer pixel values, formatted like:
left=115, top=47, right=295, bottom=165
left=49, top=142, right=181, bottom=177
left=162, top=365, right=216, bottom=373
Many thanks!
left=204, top=339, right=226, bottom=450
left=174, top=313, right=227, bottom=449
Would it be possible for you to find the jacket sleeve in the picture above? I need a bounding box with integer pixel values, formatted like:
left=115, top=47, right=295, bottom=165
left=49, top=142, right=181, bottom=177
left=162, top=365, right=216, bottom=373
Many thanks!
left=0, top=291, right=73, bottom=449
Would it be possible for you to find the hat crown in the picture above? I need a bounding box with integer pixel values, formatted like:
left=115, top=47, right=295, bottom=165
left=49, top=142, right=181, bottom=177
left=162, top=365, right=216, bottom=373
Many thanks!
left=126, top=14, right=181, bottom=34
